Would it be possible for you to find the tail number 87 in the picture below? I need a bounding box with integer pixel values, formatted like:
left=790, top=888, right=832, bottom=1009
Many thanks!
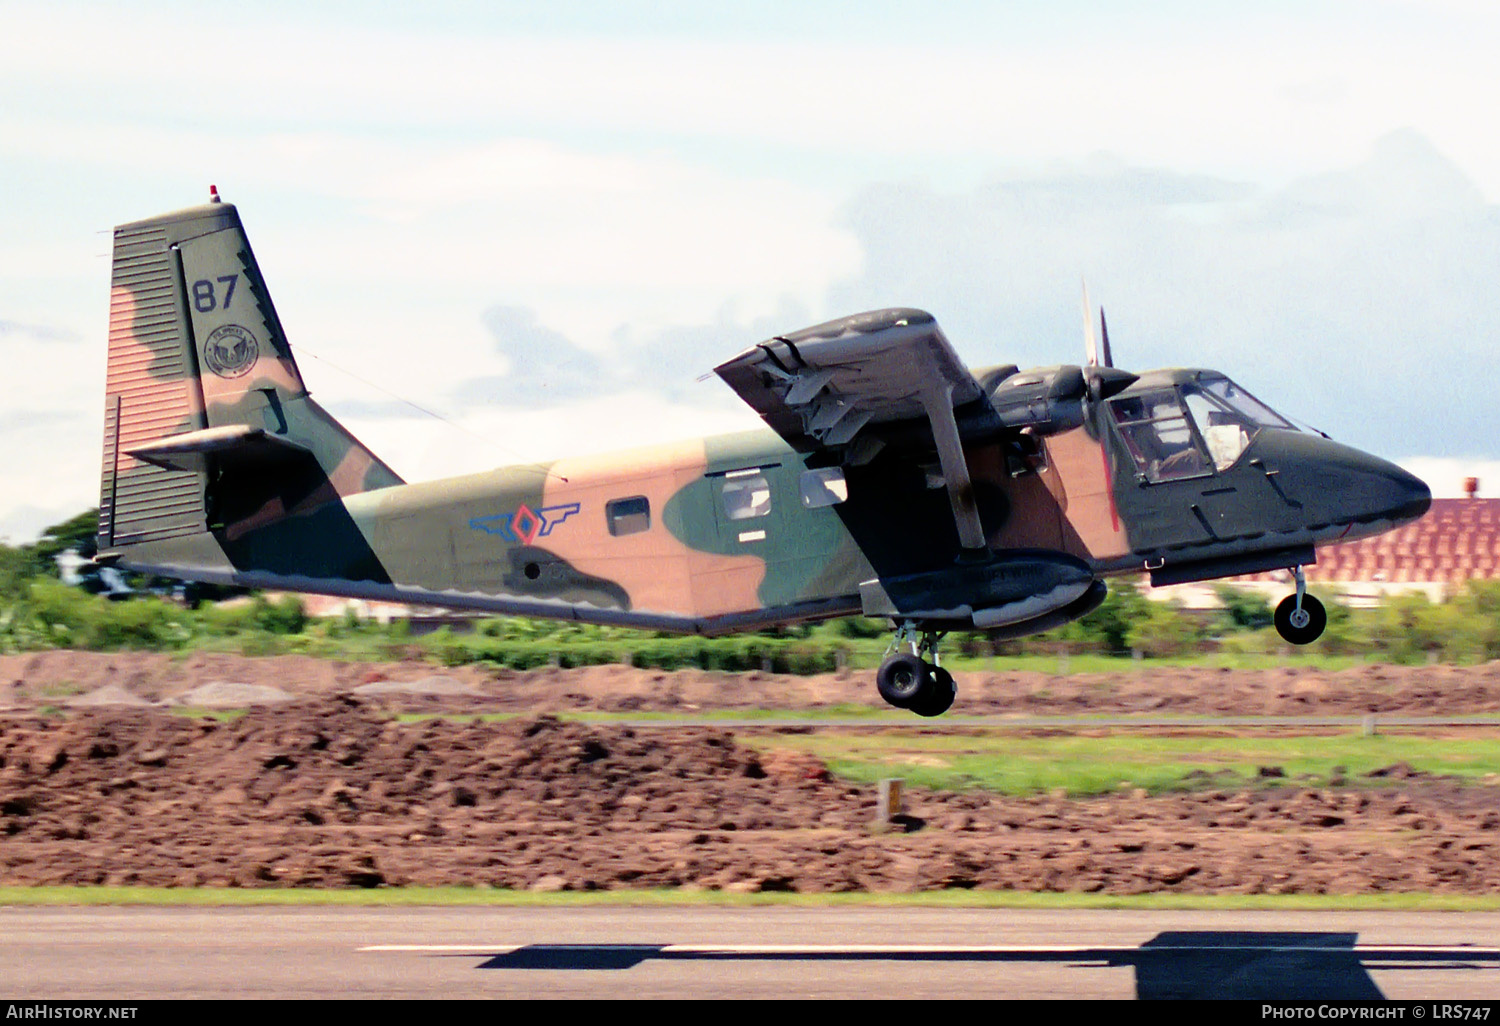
left=191, top=275, right=239, bottom=313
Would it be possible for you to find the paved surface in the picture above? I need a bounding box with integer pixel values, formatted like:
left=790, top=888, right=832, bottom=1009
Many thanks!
left=615, top=715, right=1500, bottom=729
left=3, top=906, right=1500, bottom=999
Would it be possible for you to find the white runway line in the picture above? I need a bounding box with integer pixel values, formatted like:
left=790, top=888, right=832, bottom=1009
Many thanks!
left=362, top=945, right=526, bottom=952
left=359, top=943, right=1500, bottom=955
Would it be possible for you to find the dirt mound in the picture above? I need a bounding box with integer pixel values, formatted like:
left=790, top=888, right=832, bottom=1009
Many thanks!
left=6, top=651, right=1500, bottom=716
left=172, top=682, right=295, bottom=707
left=1, top=701, right=1497, bottom=894
left=350, top=676, right=478, bottom=698
left=64, top=684, right=151, bottom=708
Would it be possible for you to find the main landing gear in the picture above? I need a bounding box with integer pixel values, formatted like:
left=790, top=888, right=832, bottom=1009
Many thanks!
left=876, top=622, right=957, bottom=717
left=1274, top=565, right=1326, bottom=645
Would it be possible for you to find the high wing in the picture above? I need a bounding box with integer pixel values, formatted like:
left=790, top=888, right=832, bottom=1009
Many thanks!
left=714, top=308, right=996, bottom=550
left=713, top=308, right=991, bottom=449
left=715, top=306, right=1111, bottom=633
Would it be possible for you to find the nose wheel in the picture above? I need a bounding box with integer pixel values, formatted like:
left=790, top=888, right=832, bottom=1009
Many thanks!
left=876, top=623, right=957, bottom=717
left=1274, top=566, right=1327, bottom=645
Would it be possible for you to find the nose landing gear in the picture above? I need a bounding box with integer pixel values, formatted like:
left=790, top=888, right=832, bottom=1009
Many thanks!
left=876, top=622, right=957, bottom=717
left=1274, top=565, right=1326, bottom=645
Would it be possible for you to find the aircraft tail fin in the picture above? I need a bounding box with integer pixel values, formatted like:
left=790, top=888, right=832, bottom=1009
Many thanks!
left=98, top=193, right=402, bottom=551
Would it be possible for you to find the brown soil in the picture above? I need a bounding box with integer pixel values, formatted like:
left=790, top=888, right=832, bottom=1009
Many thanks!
left=6, top=650, right=1500, bottom=715
left=2, top=651, right=1498, bottom=894
left=0, top=696, right=1495, bottom=895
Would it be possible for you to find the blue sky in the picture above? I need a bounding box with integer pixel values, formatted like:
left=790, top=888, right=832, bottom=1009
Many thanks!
left=2, top=0, right=1499, bottom=539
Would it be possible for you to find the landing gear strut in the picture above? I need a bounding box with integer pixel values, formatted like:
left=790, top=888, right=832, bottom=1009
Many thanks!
left=1274, top=565, right=1326, bottom=645
left=876, top=622, right=956, bottom=717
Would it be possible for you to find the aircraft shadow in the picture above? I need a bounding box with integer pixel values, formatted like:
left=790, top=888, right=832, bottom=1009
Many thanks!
left=471, top=931, right=1500, bottom=1000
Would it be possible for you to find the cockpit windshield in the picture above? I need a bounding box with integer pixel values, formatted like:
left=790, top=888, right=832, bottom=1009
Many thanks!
left=1180, top=376, right=1297, bottom=471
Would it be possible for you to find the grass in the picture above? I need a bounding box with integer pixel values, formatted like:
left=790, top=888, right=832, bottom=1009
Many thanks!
left=146, top=707, right=1500, bottom=798
left=4, top=886, right=1500, bottom=911
left=165, top=706, right=247, bottom=721
left=748, top=728, right=1500, bottom=797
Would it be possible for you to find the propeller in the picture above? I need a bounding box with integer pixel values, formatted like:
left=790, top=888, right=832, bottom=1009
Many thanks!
left=1081, top=280, right=1099, bottom=367
left=1080, top=280, right=1113, bottom=369
left=1080, top=282, right=1136, bottom=399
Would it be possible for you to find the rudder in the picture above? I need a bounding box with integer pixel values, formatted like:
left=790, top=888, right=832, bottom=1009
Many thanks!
left=99, top=194, right=401, bottom=553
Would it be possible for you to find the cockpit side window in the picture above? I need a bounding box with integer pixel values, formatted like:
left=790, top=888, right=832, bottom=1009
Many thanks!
left=1181, top=376, right=1297, bottom=471
left=1203, top=377, right=1295, bottom=430
left=1110, top=390, right=1212, bottom=483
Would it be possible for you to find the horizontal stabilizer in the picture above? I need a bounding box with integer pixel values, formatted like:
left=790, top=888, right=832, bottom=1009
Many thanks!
left=125, top=425, right=309, bottom=473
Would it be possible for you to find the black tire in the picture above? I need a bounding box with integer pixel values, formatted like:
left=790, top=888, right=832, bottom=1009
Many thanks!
left=876, top=653, right=930, bottom=709
left=911, top=666, right=956, bottom=718
left=1274, top=594, right=1327, bottom=645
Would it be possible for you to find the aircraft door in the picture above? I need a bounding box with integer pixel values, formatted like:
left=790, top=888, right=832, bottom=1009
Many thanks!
left=1180, top=386, right=1300, bottom=538
left=706, top=462, right=855, bottom=608
left=1107, top=388, right=1217, bottom=549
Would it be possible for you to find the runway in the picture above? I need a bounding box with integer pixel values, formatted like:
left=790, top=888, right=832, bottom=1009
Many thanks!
left=4, top=906, right=1500, bottom=999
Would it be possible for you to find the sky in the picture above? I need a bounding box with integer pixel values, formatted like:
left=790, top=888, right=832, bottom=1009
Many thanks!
left=2, top=0, right=1500, bottom=541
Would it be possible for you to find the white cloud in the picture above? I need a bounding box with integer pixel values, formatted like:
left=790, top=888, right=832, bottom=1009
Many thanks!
left=823, top=132, right=1500, bottom=463
left=5, top=2, right=1500, bottom=540
left=345, top=390, right=764, bottom=485
left=5, top=4, right=1500, bottom=194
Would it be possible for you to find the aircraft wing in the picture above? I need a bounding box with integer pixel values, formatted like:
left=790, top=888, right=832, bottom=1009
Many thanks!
left=714, top=307, right=998, bottom=550
left=713, top=308, right=996, bottom=451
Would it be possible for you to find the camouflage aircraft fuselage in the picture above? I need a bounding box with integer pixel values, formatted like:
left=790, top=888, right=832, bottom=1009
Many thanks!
left=98, top=200, right=1431, bottom=639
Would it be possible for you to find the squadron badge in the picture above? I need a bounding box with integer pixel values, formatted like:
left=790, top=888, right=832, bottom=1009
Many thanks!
left=203, top=324, right=260, bottom=379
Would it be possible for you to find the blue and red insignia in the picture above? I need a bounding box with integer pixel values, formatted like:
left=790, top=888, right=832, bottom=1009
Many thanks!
left=469, top=502, right=581, bottom=544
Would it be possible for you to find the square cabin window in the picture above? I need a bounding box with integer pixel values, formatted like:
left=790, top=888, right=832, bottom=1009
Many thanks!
left=606, top=496, right=651, bottom=536
left=721, top=471, right=772, bottom=520
left=799, top=467, right=849, bottom=508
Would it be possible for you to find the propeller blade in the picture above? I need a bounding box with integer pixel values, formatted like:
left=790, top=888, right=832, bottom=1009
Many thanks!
left=1081, top=280, right=1098, bottom=367
left=1099, top=307, right=1113, bottom=368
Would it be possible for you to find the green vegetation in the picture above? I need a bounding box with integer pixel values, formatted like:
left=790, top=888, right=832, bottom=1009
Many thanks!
left=751, top=728, right=1500, bottom=797
left=6, top=508, right=1500, bottom=672
left=0, top=575, right=847, bottom=673
left=2, top=885, right=1499, bottom=910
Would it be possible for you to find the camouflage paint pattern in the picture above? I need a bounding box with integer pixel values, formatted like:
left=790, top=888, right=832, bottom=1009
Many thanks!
left=98, top=200, right=1432, bottom=636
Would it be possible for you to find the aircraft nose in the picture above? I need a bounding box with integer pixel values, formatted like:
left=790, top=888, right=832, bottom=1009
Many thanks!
left=1382, top=464, right=1432, bottom=524
left=1310, top=441, right=1431, bottom=528
left=1251, top=431, right=1430, bottom=533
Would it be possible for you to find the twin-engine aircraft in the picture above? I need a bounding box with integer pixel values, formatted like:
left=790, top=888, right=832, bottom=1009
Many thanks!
left=96, top=195, right=1431, bottom=716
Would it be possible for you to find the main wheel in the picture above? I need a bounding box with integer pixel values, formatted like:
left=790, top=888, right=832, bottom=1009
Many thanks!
left=876, top=653, right=930, bottom=709
left=911, top=666, right=956, bottom=718
left=1274, top=594, right=1326, bottom=645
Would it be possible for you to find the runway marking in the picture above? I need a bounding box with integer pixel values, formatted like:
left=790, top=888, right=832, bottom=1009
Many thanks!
left=363, top=945, right=523, bottom=953
left=360, top=943, right=1500, bottom=956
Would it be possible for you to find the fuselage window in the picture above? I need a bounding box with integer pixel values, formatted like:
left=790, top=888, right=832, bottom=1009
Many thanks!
left=721, top=471, right=773, bottom=520
left=799, top=467, right=848, bottom=508
left=1110, top=390, right=1212, bottom=483
left=606, top=495, right=651, bottom=536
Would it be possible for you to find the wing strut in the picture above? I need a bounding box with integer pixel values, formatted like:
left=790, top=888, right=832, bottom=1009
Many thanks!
left=920, top=384, right=988, bottom=552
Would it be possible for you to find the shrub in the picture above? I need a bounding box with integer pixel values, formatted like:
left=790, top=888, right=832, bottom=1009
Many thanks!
left=251, top=594, right=307, bottom=635
left=1213, top=585, right=1274, bottom=631
left=1125, top=600, right=1203, bottom=658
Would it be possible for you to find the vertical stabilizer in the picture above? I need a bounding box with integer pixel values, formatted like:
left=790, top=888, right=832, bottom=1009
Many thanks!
left=99, top=198, right=401, bottom=552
